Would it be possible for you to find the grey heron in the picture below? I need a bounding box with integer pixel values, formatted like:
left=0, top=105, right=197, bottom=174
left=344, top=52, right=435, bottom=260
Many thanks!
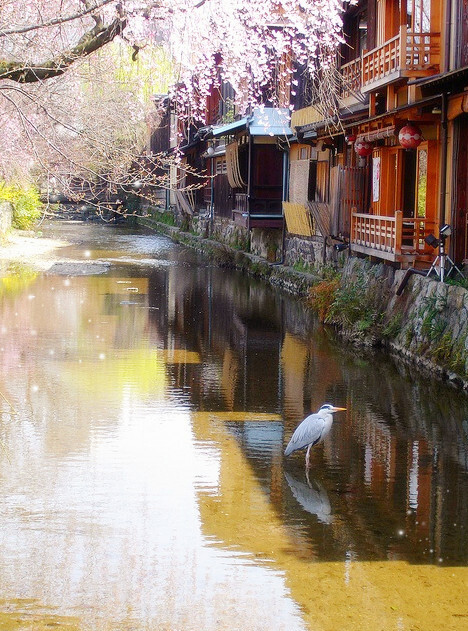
left=284, top=404, right=346, bottom=468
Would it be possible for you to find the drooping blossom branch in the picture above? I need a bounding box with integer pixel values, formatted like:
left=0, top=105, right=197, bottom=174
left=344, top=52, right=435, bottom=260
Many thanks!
left=0, top=0, right=345, bottom=209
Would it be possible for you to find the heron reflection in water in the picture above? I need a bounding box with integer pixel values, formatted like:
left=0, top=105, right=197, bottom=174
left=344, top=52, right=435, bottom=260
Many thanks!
left=285, top=471, right=332, bottom=524
left=284, top=404, right=346, bottom=468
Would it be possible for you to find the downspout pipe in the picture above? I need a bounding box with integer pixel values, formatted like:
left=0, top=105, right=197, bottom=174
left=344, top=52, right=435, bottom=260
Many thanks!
left=273, top=148, right=289, bottom=265
left=439, top=92, right=448, bottom=231
left=210, top=158, right=215, bottom=237
left=443, top=0, right=454, bottom=258
left=396, top=267, right=429, bottom=295
left=444, top=0, right=453, bottom=74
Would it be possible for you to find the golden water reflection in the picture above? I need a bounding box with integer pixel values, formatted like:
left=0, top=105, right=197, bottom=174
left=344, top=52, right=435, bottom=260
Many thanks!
left=195, top=412, right=468, bottom=631
left=0, top=222, right=467, bottom=630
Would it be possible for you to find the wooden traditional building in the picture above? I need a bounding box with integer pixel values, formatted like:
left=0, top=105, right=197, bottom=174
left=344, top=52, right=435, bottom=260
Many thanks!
left=208, top=108, right=292, bottom=229
left=286, top=0, right=468, bottom=270
left=147, top=0, right=468, bottom=270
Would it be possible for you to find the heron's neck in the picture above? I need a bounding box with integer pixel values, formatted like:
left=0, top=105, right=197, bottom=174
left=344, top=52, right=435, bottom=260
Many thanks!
left=323, top=413, right=334, bottom=436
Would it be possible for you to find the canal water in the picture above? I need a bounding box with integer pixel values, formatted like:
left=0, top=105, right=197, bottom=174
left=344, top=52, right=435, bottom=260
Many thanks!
left=0, top=221, right=468, bottom=631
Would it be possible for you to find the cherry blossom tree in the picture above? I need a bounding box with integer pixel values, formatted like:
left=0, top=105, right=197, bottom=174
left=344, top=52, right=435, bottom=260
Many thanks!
left=0, top=0, right=344, bottom=213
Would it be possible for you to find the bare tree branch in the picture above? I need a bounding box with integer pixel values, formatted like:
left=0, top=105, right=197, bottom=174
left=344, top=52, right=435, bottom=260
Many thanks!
left=0, top=0, right=116, bottom=37
left=0, top=13, right=127, bottom=83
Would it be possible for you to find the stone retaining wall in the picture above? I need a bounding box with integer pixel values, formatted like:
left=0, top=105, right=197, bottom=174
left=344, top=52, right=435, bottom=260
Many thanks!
left=138, top=215, right=468, bottom=388
left=338, top=257, right=468, bottom=386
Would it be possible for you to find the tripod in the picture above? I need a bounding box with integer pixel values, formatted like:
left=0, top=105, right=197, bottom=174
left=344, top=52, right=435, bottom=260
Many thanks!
left=427, top=237, right=464, bottom=282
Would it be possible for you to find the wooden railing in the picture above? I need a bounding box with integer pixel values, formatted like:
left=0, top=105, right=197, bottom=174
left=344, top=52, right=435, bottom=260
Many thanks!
left=340, top=57, right=362, bottom=101
left=404, top=31, right=440, bottom=70
left=401, top=216, right=438, bottom=252
left=351, top=211, right=438, bottom=257
left=361, top=26, right=440, bottom=89
left=352, top=211, right=402, bottom=254
left=234, top=192, right=248, bottom=214
left=362, top=33, right=400, bottom=87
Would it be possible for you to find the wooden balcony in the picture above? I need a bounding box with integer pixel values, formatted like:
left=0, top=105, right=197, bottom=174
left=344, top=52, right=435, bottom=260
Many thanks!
left=340, top=57, right=363, bottom=107
left=232, top=192, right=284, bottom=228
left=351, top=211, right=437, bottom=265
left=361, top=26, right=440, bottom=93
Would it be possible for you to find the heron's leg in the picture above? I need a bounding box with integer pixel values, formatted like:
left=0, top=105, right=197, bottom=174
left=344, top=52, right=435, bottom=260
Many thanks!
left=305, top=444, right=312, bottom=469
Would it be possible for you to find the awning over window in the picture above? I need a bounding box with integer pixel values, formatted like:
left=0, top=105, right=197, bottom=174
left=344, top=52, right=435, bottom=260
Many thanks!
left=249, top=108, right=293, bottom=136
left=211, top=108, right=292, bottom=138
left=212, top=118, right=248, bottom=138
left=448, top=93, right=468, bottom=121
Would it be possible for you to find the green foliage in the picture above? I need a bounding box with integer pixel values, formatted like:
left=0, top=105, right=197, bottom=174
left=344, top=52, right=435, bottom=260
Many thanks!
left=220, top=99, right=236, bottom=124
left=308, top=267, right=382, bottom=331
left=424, top=329, right=467, bottom=374
left=382, top=313, right=403, bottom=339
left=419, top=294, right=447, bottom=342
left=125, top=193, right=141, bottom=214
left=232, top=233, right=250, bottom=251
left=0, top=182, right=42, bottom=229
left=320, top=264, right=341, bottom=281
left=415, top=293, right=468, bottom=375
left=293, top=258, right=313, bottom=274
left=112, top=44, right=174, bottom=101
left=417, top=174, right=427, bottom=218
left=446, top=275, right=468, bottom=289
left=326, top=275, right=377, bottom=329
left=180, top=217, right=190, bottom=232
left=154, top=210, right=176, bottom=226
left=0, top=263, right=38, bottom=297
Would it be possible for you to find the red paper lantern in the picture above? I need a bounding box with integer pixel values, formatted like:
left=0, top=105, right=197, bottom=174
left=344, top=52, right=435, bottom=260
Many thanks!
left=354, top=140, right=373, bottom=157
left=345, top=134, right=357, bottom=145
left=398, top=124, right=423, bottom=150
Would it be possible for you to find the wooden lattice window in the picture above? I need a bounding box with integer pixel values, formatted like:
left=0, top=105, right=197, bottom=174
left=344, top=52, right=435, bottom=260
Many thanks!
left=215, top=158, right=227, bottom=175
left=407, top=0, right=431, bottom=31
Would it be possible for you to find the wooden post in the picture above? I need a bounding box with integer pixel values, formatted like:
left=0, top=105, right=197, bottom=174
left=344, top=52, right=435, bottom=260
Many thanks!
left=350, top=207, right=356, bottom=244
left=395, top=210, right=403, bottom=254
left=400, top=0, right=407, bottom=27
left=399, top=24, right=407, bottom=70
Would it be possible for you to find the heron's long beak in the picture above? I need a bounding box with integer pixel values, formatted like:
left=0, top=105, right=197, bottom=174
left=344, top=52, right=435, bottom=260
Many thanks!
left=331, top=407, right=346, bottom=412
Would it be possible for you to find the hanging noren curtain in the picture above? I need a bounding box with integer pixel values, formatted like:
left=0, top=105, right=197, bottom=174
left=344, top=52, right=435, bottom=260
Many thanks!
left=225, top=141, right=246, bottom=189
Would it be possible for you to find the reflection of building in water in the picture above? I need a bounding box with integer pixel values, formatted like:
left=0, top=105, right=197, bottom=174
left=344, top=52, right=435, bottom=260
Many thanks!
left=147, top=261, right=285, bottom=413
left=330, top=367, right=468, bottom=565
left=281, top=333, right=308, bottom=420
left=144, top=254, right=468, bottom=567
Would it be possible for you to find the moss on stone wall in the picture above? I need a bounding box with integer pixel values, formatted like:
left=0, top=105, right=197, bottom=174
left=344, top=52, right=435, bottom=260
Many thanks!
left=138, top=216, right=468, bottom=388
left=306, top=257, right=468, bottom=385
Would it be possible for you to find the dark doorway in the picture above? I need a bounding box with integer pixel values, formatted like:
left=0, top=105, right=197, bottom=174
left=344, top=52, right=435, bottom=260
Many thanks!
left=454, top=115, right=468, bottom=263
left=402, top=150, right=417, bottom=219
left=251, top=144, right=283, bottom=214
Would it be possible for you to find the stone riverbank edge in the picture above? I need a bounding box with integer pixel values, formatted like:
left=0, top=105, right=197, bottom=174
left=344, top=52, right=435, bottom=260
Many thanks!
left=139, top=217, right=468, bottom=391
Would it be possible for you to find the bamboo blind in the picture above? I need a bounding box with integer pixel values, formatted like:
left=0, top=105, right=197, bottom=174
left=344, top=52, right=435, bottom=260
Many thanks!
left=315, top=161, right=329, bottom=203
left=289, top=160, right=310, bottom=206
left=283, top=201, right=314, bottom=237
left=308, top=202, right=332, bottom=238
